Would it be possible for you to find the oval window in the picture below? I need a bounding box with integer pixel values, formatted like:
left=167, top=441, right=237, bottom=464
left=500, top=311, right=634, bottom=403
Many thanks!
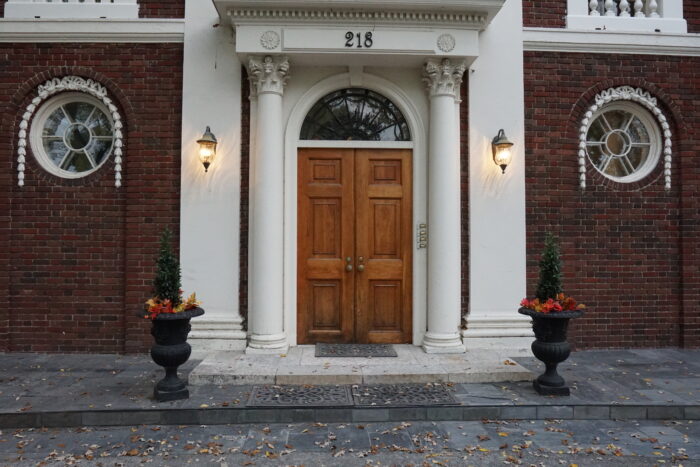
left=585, top=101, right=661, bottom=183
left=30, top=92, right=115, bottom=178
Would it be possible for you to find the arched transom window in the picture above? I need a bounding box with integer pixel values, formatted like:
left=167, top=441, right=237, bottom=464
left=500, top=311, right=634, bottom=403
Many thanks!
left=300, top=88, right=410, bottom=141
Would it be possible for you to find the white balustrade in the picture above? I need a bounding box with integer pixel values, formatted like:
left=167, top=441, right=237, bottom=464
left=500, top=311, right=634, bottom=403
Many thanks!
left=568, top=0, right=687, bottom=33
left=589, top=0, right=671, bottom=18
left=4, top=0, right=139, bottom=18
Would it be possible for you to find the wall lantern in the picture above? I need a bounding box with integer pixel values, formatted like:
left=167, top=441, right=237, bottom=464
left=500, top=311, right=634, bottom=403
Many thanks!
left=491, top=129, right=514, bottom=174
left=197, top=126, right=217, bottom=173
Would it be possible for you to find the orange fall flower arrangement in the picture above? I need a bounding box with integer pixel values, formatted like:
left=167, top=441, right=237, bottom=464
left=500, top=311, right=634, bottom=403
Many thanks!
left=143, top=290, right=201, bottom=320
left=520, top=293, right=585, bottom=314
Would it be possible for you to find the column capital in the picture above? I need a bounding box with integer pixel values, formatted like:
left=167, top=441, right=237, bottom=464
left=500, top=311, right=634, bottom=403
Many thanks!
left=423, top=58, right=466, bottom=100
left=248, top=55, right=290, bottom=96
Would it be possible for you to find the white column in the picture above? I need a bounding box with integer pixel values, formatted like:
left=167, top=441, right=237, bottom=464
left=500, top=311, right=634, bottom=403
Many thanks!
left=246, top=55, right=290, bottom=353
left=422, top=59, right=466, bottom=354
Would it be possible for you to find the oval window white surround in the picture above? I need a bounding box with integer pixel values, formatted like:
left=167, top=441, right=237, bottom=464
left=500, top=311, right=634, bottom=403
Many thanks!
left=585, top=101, right=662, bottom=184
left=29, top=92, right=115, bottom=179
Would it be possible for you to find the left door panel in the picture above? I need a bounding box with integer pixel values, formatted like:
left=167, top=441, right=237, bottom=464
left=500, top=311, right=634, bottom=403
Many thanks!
left=297, top=148, right=355, bottom=344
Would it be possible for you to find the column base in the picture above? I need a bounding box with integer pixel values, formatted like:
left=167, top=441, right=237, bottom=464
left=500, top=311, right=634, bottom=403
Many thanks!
left=246, top=332, right=289, bottom=354
left=461, top=313, right=534, bottom=354
left=422, top=332, right=465, bottom=354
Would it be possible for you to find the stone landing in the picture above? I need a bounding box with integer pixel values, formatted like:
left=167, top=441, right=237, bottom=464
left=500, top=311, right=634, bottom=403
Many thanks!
left=189, top=345, right=532, bottom=386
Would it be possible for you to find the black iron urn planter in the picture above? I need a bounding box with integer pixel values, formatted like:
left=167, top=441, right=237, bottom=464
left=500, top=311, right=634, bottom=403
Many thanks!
left=518, top=307, right=583, bottom=396
left=147, top=307, right=204, bottom=402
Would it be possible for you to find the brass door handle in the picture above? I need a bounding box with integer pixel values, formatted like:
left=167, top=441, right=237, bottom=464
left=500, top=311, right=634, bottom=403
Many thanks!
left=345, top=264, right=353, bottom=272
left=357, top=264, right=365, bottom=272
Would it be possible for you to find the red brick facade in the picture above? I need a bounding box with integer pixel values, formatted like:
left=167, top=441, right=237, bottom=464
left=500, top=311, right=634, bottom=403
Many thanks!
left=239, top=67, right=250, bottom=328
left=139, top=0, right=184, bottom=19
left=523, top=51, right=700, bottom=349
left=523, top=1, right=567, bottom=28
left=686, top=0, right=700, bottom=33
left=0, top=43, right=183, bottom=352
left=460, top=80, right=470, bottom=319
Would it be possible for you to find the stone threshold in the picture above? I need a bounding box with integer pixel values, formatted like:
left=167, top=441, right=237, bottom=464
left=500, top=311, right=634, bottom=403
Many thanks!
left=189, top=345, right=534, bottom=385
left=2, top=403, right=698, bottom=429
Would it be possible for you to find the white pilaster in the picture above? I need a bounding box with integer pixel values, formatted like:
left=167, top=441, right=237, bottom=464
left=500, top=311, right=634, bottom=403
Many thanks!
left=422, top=58, right=466, bottom=354
left=180, top=0, right=245, bottom=352
left=246, top=56, right=290, bottom=353
left=463, top=0, right=532, bottom=350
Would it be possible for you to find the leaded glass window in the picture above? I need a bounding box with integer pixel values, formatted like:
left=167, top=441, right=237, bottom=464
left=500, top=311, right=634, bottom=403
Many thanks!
left=30, top=92, right=115, bottom=178
left=301, top=88, right=410, bottom=141
left=585, top=101, right=661, bottom=182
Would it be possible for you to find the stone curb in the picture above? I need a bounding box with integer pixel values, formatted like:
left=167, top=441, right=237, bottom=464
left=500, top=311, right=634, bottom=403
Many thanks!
left=1, top=404, right=698, bottom=429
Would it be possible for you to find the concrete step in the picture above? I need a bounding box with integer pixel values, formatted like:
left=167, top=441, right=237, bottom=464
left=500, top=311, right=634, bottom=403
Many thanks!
left=188, top=345, right=534, bottom=385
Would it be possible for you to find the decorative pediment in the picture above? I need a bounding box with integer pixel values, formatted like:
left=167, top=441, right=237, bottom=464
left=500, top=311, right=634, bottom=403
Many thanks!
left=215, top=0, right=502, bottom=63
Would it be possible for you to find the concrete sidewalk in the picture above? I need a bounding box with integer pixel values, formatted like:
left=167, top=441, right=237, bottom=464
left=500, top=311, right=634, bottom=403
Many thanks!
left=0, top=349, right=698, bottom=428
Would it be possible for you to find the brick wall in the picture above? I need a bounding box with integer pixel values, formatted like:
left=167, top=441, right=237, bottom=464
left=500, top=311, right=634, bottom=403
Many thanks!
left=0, top=43, right=183, bottom=353
left=523, top=0, right=566, bottom=28
left=139, top=0, right=184, bottom=19
left=239, top=67, right=249, bottom=329
left=523, top=51, right=700, bottom=349
left=460, top=79, right=470, bottom=320
left=686, top=0, right=700, bottom=33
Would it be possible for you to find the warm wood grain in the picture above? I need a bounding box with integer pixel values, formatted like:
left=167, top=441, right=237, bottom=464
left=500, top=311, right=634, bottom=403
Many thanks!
left=298, top=148, right=412, bottom=344
left=355, top=149, right=412, bottom=344
left=298, top=148, right=355, bottom=344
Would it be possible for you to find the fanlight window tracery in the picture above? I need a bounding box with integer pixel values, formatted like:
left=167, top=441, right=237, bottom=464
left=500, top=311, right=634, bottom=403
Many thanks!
left=300, top=88, right=410, bottom=141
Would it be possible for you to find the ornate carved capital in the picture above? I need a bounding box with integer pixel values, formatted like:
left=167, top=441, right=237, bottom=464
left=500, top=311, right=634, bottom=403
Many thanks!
left=248, top=55, right=290, bottom=96
left=423, top=58, right=466, bottom=100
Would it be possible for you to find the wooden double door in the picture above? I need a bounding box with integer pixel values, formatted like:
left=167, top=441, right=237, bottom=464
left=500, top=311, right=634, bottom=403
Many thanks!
left=297, top=148, right=412, bottom=344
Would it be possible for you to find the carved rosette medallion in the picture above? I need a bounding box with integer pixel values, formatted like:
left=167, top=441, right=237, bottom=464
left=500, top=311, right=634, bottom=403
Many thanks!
left=422, top=58, right=466, bottom=99
left=248, top=55, right=290, bottom=96
left=436, top=34, right=456, bottom=53
left=260, top=31, right=280, bottom=50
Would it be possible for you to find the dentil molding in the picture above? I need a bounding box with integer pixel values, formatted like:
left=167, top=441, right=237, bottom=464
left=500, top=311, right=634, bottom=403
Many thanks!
left=422, top=59, right=467, bottom=100
left=248, top=55, right=290, bottom=96
left=17, top=76, right=124, bottom=188
left=578, top=86, right=672, bottom=191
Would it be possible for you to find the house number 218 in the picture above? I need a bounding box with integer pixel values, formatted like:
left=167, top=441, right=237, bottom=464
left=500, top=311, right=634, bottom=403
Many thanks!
left=345, top=31, right=373, bottom=48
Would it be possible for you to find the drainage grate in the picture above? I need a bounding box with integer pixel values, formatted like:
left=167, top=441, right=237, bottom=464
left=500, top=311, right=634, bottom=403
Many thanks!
left=352, top=383, right=457, bottom=407
left=247, top=385, right=353, bottom=407
left=315, top=343, right=398, bottom=358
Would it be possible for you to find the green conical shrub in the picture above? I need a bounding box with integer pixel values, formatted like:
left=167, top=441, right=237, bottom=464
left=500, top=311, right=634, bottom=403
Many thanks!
left=535, top=232, right=562, bottom=301
left=153, top=228, right=181, bottom=306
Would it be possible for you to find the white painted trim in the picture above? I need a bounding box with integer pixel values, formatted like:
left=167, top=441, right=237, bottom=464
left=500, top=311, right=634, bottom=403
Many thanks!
left=523, top=27, right=700, bottom=56
left=4, top=1, right=139, bottom=20
left=216, top=0, right=505, bottom=28
left=283, top=72, right=428, bottom=347
left=297, top=141, right=414, bottom=149
left=0, top=19, right=185, bottom=43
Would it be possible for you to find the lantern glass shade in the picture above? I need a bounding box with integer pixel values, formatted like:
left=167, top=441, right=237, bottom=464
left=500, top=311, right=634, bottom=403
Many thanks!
left=197, top=126, right=217, bottom=172
left=492, top=129, right=514, bottom=174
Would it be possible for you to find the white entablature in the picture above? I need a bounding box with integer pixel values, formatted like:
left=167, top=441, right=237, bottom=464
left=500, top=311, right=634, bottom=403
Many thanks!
left=214, top=0, right=505, bottom=66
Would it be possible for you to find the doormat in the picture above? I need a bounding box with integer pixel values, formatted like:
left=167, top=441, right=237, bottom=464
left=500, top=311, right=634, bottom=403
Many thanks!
left=352, top=383, right=457, bottom=406
left=315, top=343, right=398, bottom=357
left=247, top=385, right=353, bottom=407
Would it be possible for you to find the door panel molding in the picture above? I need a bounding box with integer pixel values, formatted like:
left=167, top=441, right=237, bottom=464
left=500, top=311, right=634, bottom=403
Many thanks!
left=298, top=147, right=412, bottom=344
